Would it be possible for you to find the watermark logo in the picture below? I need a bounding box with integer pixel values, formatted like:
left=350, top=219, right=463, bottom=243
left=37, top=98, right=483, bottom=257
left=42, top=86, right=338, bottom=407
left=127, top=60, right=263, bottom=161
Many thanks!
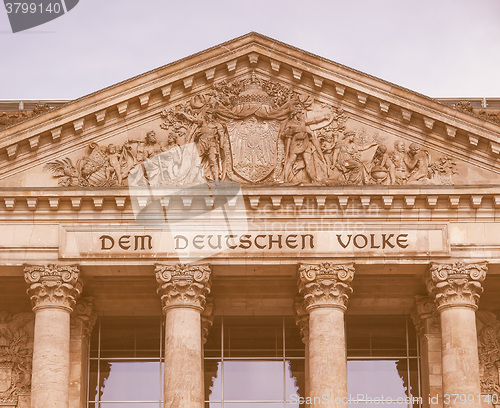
left=128, top=142, right=248, bottom=264
left=4, top=0, right=79, bottom=33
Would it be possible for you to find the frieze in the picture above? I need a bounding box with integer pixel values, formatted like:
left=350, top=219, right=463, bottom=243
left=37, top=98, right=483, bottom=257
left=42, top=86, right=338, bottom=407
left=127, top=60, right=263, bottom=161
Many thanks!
left=44, top=73, right=457, bottom=187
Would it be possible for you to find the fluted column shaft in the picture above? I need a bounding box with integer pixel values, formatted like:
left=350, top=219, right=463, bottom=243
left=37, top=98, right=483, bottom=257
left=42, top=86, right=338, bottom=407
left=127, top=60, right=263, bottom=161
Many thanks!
left=298, top=262, right=354, bottom=408
left=156, top=264, right=211, bottom=408
left=426, top=262, right=487, bottom=408
left=24, top=264, right=82, bottom=408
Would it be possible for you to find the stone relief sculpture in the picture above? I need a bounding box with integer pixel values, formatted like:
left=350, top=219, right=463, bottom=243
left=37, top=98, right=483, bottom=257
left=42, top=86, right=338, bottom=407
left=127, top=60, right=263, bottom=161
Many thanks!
left=331, top=131, right=378, bottom=185
left=477, top=310, right=500, bottom=396
left=0, top=312, right=34, bottom=405
left=282, top=107, right=330, bottom=184
left=44, top=73, right=457, bottom=187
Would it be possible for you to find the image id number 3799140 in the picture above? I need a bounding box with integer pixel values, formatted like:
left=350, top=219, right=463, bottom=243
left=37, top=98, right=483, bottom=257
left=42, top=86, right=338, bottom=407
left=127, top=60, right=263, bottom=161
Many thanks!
left=5, top=2, right=61, bottom=14
left=440, top=394, right=499, bottom=405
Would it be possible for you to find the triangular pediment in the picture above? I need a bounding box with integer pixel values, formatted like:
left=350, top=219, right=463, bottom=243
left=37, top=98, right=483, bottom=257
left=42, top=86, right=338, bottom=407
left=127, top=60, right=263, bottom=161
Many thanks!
left=1, top=32, right=500, bottom=189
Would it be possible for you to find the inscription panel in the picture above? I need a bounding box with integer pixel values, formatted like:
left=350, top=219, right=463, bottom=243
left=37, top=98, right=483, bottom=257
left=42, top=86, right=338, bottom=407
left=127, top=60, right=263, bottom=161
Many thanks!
left=60, top=224, right=449, bottom=259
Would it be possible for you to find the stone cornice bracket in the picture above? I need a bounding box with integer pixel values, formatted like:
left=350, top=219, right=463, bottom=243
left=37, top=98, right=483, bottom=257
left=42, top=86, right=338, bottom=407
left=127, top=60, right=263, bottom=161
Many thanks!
left=298, top=262, right=355, bottom=312
left=71, top=297, right=97, bottom=337
left=411, top=295, right=441, bottom=336
left=293, top=295, right=309, bottom=343
left=201, top=297, right=214, bottom=345
left=24, top=264, right=82, bottom=313
left=155, top=264, right=211, bottom=312
left=426, top=261, right=488, bottom=312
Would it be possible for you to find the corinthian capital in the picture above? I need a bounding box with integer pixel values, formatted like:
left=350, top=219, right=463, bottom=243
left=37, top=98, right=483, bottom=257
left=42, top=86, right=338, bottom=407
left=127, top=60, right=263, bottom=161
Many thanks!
left=24, top=264, right=82, bottom=312
left=155, top=264, right=211, bottom=312
left=298, top=262, right=355, bottom=312
left=426, top=261, right=487, bottom=311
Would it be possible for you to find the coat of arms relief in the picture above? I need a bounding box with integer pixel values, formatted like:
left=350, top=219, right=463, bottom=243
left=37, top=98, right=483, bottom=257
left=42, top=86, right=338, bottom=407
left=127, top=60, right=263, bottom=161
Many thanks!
left=45, top=73, right=457, bottom=187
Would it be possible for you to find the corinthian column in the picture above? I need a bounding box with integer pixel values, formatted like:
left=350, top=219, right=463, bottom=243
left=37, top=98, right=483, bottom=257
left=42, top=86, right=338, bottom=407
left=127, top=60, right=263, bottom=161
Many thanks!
left=24, top=264, right=82, bottom=408
left=156, top=264, right=211, bottom=408
left=298, top=262, right=355, bottom=408
left=426, top=261, right=487, bottom=408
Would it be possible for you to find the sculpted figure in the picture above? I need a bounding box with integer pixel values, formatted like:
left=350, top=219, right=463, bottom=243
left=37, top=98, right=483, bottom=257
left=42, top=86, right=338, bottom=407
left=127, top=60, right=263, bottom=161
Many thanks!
left=105, top=144, right=124, bottom=185
left=193, top=110, right=225, bottom=180
left=390, top=140, right=408, bottom=184
left=126, top=131, right=165, bottom=164
left=370, top=144, right=395, bottom=184
left=282, top=109, right=327, bottom=183
left=160, top=133, right=182, bottom=182
left=332, top=131, right=377, bottom=185
left=319, top=131, right=337, bottom=169
left=138, top=132, right=185, bottom=186
left=178, top=110, right=225, bottom=180
left=405, top=143, right=431, bottom=183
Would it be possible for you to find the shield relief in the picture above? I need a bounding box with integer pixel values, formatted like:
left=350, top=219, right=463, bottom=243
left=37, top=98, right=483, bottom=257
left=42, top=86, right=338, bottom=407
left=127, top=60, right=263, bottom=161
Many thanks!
left=226, top=117, right=281, bottom=183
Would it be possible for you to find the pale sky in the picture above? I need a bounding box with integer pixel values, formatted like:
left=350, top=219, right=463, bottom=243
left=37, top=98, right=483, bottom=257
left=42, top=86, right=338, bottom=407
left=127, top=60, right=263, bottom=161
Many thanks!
left=0, top=0, right=499, bottom=100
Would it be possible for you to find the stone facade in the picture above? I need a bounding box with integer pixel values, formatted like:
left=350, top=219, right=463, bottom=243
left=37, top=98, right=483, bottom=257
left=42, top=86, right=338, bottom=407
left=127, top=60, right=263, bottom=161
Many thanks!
left=0, top=33, right=499, bottom=407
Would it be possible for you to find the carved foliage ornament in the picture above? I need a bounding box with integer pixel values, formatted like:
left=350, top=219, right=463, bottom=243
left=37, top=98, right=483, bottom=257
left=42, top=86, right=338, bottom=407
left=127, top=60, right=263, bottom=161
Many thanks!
left=410, top=296, right=440, bottom=336
left=293, top=296, right=309, bottom=343
left=0, top=312, right=34, bottom=403
left=155, top=264, right=211, bottom=311
left=426, top=262, right=487, bottom=311
left=201, top=297, right=214, bottom=345
left=70, top=297, right=97, bottom=337
left=298, top=262, right=355, bottom=311
left=24, top=264, right=82, bottom=312
left=44, top=73, right=458, bottom=188
left=477, top=310, right=500, bottom=395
